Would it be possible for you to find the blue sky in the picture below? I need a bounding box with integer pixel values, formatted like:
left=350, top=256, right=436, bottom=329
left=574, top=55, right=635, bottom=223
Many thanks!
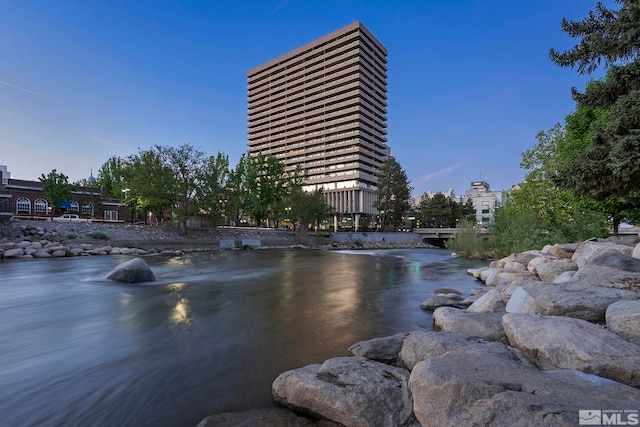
left=0, top=0, right=611, bottom=197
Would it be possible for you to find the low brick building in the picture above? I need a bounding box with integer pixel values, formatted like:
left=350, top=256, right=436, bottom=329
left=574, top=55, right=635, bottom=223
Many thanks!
left=0, top=166, right=124, bottom=222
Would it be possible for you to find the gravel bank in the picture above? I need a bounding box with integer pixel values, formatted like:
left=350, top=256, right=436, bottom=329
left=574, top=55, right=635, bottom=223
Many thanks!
left=0, top=219, right=307, bottom=249
left=0, top=219, right=431, bottom=258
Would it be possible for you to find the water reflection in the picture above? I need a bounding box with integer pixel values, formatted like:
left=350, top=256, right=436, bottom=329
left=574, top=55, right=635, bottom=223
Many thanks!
left=0, top=248, right=486, bottom=427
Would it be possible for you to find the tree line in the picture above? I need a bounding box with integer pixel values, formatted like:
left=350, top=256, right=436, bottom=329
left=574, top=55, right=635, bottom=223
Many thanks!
left=38, top=141, right=477, bottom=235
left=40, top=146, right=333, bottom=234
left=38, top=147, right=419, bottom=234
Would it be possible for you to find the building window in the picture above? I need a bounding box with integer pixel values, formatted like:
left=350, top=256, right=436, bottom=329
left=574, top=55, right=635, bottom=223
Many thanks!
left=69, top=201, right=79, bottom=213
left=82, top=203, right=94, bottom=216
left=34, top=198, right=48, bottom=214
left=104, top=210, right=118, bottom=221
left=481, top=201, right=490, bottom=206
left=16, top=197, right=31, bottom=215
left=482, top=217, right=490, bottom=223
left=482, top=209, right=490, bottom=214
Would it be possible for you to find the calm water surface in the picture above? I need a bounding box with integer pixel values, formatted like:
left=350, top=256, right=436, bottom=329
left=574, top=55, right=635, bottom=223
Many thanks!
left=0, top=248, right=486, bottom=427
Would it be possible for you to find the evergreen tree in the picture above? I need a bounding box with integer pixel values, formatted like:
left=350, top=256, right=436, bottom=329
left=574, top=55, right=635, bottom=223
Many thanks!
left=418, top=192, right=463, bottom=228
left=549, top=0, right=640, bottom=223
left=461, top=198, right=476, bottom=223
left=374, top=157, right=412, bottom=231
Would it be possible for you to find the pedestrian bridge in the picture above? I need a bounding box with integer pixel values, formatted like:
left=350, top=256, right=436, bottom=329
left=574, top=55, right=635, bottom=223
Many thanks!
left=413, top=227, right=490, bottom=247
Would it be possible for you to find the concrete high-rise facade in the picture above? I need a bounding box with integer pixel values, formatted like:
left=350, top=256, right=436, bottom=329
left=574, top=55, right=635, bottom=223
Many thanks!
left=247, top=21, right=389, bottom=227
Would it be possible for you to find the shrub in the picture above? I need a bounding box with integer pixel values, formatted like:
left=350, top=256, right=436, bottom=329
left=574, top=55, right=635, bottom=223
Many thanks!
left=445, top=220, right=491, bottom=259
left=88, top=231, right=109, bottom=240
left=67, top=232, right=77, bottom=239
left=314, top=232, right=329, bottom=247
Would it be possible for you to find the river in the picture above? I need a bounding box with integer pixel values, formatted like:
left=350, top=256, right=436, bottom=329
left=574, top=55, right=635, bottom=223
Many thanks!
left=0, top=248, right=486, bottom=427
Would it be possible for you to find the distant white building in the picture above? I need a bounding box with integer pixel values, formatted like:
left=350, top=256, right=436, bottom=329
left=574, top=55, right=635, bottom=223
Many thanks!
left=458, top=181, right=502, bottom=228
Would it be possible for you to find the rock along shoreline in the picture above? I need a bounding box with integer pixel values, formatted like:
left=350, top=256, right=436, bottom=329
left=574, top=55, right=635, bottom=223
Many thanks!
left=198, top=235, right=640, bottom=427
left=0, top=220, right=430, bottom=260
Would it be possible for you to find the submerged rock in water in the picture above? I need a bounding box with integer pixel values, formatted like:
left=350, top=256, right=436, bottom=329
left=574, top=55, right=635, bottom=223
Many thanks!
left=107, top=258, right=155, bottom=283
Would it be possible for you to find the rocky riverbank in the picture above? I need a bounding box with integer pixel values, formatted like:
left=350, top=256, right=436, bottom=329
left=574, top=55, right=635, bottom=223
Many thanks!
left=197, top=235, right=640, bottom=427
left=0, top=219, right=430, bottom=259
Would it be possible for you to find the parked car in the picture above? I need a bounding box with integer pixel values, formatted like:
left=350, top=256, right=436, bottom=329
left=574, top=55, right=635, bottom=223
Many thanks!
left=52, top=214, right=90, bottom=223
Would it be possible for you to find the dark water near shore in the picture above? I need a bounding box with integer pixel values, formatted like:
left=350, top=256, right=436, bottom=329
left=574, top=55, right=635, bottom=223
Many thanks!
left=0, top=248, right=486, bottom=427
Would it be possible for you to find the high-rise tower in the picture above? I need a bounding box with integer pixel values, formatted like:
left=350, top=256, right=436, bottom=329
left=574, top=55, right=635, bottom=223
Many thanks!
left=247, top=21, right=389, bottom=224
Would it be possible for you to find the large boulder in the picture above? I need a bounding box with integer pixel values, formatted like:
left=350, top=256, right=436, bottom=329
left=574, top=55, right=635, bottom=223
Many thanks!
left=606, top=300, right=640, bottom=346
left=526, top=256, right=557, bottom=274
left=634, top=242, right=640, bottom=259
left=571, top=265, right=640, bottom=292
left=585, top=251, right=640, bottom=272
left=408, top=340, right=640, bottom=427
left=511, top=281, right=639, bottom=322
left=347, top=332, right=409, bottom=367
left=573, top=241, right=634, bottom=268
left=503, top=261, right=527, bottom=271
left=106, top=258, right=156, bottom=283
left=485, top=269, right=535, bottom=287
left=505, top=286, right=538, bottom=315
left=503, top=313, right=640, bottom=387
left=508, top=251, right=541, bottom=266
left=616, top=235, right=640, bottom=246
left=419, top=295, right=466, bottom=311
left=272, top=356, right=414, bottom=427
left=433, top=307, right=507, bottom=343
left=467, top=288, right=505, bottom=313
left=553, top=270, right=576, bottom=283
left=535, top=261, right=578, bottom=282
left=196, top=408, right=339, bottom=427
left=399, top=331, right=473, bottom=371
left=3, top=248, right=24, bottom=258
left=541, top=243, right=578, bottom=258
left=499, top=279, right=545, bottom=304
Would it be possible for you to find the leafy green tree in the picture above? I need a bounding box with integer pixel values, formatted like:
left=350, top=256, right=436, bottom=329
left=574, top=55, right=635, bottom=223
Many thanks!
left=549, top=0, right=640, bottom=230
left=499, top=124, right=608, bottom=245
left=164, top=144, right=209, bottom=234
left=95, top=156, right=127, bottom=198
left=122, top=147, right=175, bottom=225
left=226, top=154, right=250, bottom=225
left=243, top=153, right=289, bottom=226
left=506, top=125, right=579, bottom=227
left=193, top=152, right=230, bottom=226
left=39, top=170, right=75, bottom=216
left=288, top=186, right=331, bottom=231
left=374, top=156, right=412, bottom=231
left=554, top=103, right=639, bottom=233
